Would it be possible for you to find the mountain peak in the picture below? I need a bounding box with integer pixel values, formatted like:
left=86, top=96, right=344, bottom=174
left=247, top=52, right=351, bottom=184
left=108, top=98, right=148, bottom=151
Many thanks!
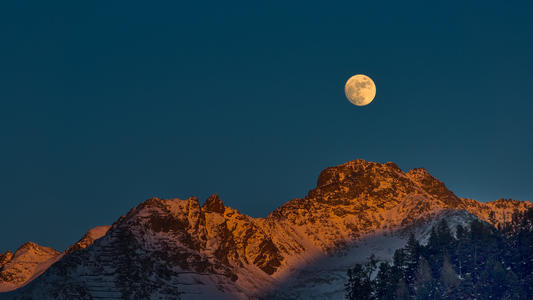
left=0, top=242, right=60, bottom=291
left=12, top=242, right=59, bottom=259
left=65, top=226, right=110, bottom=255
left=316, top=159, right=402, bottom=188
left=203, top=193, right=225, bottom=213
left=16, top=242, right=38, bottom=251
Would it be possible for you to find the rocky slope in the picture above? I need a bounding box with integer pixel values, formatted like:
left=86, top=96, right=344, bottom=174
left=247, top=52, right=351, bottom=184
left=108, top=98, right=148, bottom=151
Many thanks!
left=1, top=159, right=531, bottom=299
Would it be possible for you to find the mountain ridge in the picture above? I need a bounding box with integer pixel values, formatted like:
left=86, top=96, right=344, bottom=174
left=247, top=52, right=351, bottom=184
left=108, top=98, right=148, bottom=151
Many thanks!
left=1, top=159, right=531, bottom=299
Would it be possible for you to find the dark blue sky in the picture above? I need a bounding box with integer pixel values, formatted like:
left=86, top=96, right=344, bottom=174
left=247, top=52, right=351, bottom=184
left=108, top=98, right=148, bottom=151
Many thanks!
left=1, top=1, right=533, bottom=252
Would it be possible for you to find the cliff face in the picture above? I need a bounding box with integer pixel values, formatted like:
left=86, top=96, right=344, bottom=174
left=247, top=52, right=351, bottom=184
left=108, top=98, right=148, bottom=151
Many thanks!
left=2, top=159, right=531, bottom=299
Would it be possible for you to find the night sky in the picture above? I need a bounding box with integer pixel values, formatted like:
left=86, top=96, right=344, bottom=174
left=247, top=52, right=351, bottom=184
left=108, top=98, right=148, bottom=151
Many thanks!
left=1, top=1, right=533, bottom=252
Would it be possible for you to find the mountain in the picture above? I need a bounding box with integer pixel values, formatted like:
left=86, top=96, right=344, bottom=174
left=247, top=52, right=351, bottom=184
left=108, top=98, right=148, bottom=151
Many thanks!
left=1, top=159, right=531, bottom=299
left=0, top=242, right=60, bottom=293
left=0, top=226, right=110, bottom=293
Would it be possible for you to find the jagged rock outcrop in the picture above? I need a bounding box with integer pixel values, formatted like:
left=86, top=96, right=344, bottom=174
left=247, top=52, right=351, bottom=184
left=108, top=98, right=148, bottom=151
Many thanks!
left=1, top=159, right=531, bottom=299
left=0, top=252, right=12, bottom=268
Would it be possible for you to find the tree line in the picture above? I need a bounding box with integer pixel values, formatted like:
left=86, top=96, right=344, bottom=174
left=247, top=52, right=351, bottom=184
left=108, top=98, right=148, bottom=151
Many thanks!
left=345, top=208, right=533, bottom=299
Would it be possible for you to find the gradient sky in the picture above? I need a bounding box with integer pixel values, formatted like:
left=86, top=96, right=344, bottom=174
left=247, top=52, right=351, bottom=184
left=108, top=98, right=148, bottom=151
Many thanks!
left=1, top=1, right=533, bottom=252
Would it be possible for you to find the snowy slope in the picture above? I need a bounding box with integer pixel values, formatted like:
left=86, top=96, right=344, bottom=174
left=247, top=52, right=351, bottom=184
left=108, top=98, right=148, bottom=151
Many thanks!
left=265, top=210, right=477, bottom=299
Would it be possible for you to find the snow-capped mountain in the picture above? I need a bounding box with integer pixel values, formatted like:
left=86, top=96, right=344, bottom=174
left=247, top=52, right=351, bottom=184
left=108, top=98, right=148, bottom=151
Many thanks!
left=0, top=242, right=60, bottom=293
left=0, top=226, right=110, bottom=293
left=1, top=159, right=531, bottom=299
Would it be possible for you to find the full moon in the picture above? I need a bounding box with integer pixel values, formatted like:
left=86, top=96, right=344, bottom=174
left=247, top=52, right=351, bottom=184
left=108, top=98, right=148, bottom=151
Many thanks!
left=344, top=74, right=376, bottom=106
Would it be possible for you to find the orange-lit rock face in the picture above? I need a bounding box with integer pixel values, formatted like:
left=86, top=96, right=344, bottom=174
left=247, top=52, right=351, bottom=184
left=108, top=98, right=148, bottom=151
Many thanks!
left=267, top=159, right=531, bottom=254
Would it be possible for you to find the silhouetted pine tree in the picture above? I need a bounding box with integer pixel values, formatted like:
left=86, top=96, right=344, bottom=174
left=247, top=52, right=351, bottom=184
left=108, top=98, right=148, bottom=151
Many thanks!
left=404, top=233, right=421, bottom=289
left=345, top=255, right=378, bottom=299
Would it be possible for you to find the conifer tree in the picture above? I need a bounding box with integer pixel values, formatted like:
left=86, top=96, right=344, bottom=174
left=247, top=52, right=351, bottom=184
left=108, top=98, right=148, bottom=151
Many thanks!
left=404, top=232, right=421, bottom=289
left=440, top=255, right=459, bottom=298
